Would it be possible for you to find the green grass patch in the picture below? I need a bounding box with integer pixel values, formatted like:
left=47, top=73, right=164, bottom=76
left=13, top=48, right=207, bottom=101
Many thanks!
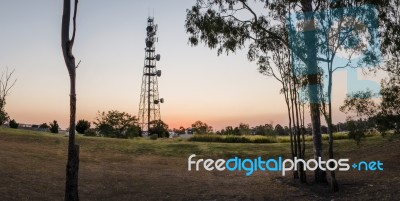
left=0, top=127, right=393, bottom=159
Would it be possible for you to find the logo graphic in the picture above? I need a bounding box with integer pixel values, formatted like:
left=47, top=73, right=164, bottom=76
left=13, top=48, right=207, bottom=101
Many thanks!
left=286, top=4, right=381, bottom=103
left=188, top=154, right=384, bottom=176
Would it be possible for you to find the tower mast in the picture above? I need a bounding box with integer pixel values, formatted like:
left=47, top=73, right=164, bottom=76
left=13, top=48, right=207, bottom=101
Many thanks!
left=138, top=17, right=163, bottom=135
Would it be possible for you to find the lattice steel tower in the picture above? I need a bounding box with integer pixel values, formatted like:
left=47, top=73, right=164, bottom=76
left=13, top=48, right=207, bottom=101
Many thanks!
left=138, top=17, right=163, bottom=134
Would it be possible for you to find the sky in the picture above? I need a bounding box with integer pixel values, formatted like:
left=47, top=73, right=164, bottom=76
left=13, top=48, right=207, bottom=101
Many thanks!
left=0, top=0, right=384, bottom=130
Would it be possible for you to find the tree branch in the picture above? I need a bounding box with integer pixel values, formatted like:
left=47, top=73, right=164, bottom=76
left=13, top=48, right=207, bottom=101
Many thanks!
left=70, top=0, right=78, bottom=46
left=239, top=0, right=288, bottom=47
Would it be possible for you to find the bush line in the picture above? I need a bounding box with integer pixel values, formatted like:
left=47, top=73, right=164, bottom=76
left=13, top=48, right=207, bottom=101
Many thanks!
left=188, top=132, right=352, bottom=143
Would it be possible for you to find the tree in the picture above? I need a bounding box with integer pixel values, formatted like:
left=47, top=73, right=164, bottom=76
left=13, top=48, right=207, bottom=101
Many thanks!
left=76, top=119, right=90, bottom=134
left=257, top=37, right=307, bottom=180
left=173, top=126, right=186, bottom=135
left=149, top=120, right=169, bottom=138
left=314, top=2, right=381, bottom=191
left=274, top=124, right=285, bottom=135
left=191, top=120, right=212, bottom=134
left=340, top=90, right=377, bottom=120
left=340, top=90, right=377, bottom=144
left=93, top=110, right=139, bottom=138
left=39, top=123, right=50, bottom=129
left=61, top=0, right=80, bottom=199
left=0, top=68, right=17, bottom=125
left=224, top=126, right=234, bottom=135
left=239, top=123, right=250, bottom=135
left=377, top=76, right=400, bottom=135
left=50, top=120, right=60, bottom=134
left=186, top=0, right=389, bottom=186
left=379, top=0, right=400, bottom=77
left=9, top=119, right=18, bottom=129
left=185, top=0, right=326, bottom=183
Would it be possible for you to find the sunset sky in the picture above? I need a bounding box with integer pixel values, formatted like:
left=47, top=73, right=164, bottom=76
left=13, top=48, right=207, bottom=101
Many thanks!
left=0, top=0, right=384, bottom=130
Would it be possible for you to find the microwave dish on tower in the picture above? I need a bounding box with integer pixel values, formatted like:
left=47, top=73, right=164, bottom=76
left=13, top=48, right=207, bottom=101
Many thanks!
left=138, top=17, right=164, bottom=135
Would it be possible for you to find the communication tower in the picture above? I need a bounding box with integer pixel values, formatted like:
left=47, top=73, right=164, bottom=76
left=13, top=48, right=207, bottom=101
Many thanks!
left=138, top=17, right=164, bottom=134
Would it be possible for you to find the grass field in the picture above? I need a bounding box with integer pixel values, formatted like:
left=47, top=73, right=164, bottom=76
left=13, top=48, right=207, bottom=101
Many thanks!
left=0, top=127, right=399, bottom=200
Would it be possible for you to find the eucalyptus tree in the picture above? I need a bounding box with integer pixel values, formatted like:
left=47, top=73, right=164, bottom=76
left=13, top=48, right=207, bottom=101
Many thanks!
left=185, top=0, right=389, bottom=185
left=380, top=0, right=400, bottom=76
left=305, top=1, right=382, bottom=191
left=257, top=40, right=309, bottom=182
left=185, top=0, right=328, bottom=182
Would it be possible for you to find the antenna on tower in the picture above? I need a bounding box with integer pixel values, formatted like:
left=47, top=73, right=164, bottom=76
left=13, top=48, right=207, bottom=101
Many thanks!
left=138, top=17, right=164, bottom=136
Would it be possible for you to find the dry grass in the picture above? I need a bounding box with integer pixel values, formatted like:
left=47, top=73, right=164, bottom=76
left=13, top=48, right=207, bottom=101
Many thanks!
left=0, top=127, right=399, bottom=200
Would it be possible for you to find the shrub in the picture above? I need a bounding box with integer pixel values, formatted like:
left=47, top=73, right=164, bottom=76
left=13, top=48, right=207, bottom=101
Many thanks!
left=253, top=136, right=277, bottom=143
left=94, top=110, right=139, bottom=138
left=189, top=133, right=352, bottom=144
left=332, top=132, right=349, bottom=140
left=76, top=119, right=91, bottom=134
left=39, top=123, right=49, bottom=129
left=188, top=135, right=222, bottom=142
left=225, top=136, right=251, bottom=143
left=96, top=123, right=115, bottom=137
left=148, top=120, right=169, bottom=138
left=347, top=120, right=367, bottom=145
left=9, top=119, right=18, bottom=129
left=126, top=125, right=142, bottom=138
left=189, top=135, right=263, bottom=143
left=84, top=128, right=97, bottom=137
left=150, top=134, right=158, bottom=140
left=49, top=120, right=59, bottom=133
left=0, top=109, right=9, bottom=126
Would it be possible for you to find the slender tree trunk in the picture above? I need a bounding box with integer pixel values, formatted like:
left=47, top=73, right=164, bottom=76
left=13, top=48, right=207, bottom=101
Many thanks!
left=286, top=79, right=298, bottom=179
left=301, top=0, right=327, bottom=183
left=290, top=81, right=298, bottom=163
left=327, top=70, right=339, bottom=192
left=61, top=0, right=80, bottom=200
left=285, top=19, right=298, bottom=179
left=293, top=78, right=306, bottom=183
left=301, top=102, right=306, bottom=159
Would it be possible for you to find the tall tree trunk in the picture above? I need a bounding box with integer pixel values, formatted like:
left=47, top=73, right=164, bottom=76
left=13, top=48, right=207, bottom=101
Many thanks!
left=293, top=78, right=306, bottom=183
left=327, top=70, right=339, bottom=192
left=286, top=78, right=298, bottom=179
left=61, top=0, right=80, bottom=200
left=301, top=0, right=327, bottom=183
left=290, top=80, right=298, bottom=163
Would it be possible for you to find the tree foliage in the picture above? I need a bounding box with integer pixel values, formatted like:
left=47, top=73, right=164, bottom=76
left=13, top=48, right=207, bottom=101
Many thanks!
left=191, top=120, right=213, bottom=134
left=49, top=120, right=59, bottom=133
left=275, top=124, right=286, bottom=135
left=173, top=126, right=186, bottom=135
left=76, top=119, right=91, bottom=134
left=149, top=120, right=169, bottom=138
left=239, top=123, right=250, bottom=135
left=9, top=119, right=18, bottom=129
left=339, top=90, right=377, bottom=119
left=39, top=123, right=50, bottom=129
left=376, top=76, right=400, bottom=135
left=94, top=110, right=139, bottom=138
left=340, top=90, right=377, bottom=144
